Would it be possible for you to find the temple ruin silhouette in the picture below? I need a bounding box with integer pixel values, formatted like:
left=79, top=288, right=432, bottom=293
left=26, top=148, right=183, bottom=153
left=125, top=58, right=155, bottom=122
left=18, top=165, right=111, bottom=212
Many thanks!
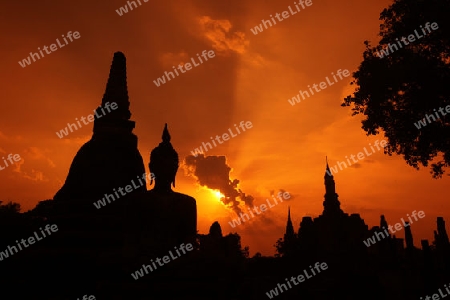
left=281, top=158, right=369, bottom=258
left=277, top=159, right=450, bottom=298
left=1, top=52, right=450, bottom=299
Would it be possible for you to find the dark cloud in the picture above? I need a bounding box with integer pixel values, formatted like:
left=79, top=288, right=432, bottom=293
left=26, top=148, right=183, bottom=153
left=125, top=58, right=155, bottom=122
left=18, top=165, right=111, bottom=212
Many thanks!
left=269, top=189, right=294, bottom=201
left=364, top=159, right=376, bottom=164
left=183, top=154, right=254, bottom=215
left=342, top=204, right=376, bottom=214
left=350, top=163, right=362, bottom=168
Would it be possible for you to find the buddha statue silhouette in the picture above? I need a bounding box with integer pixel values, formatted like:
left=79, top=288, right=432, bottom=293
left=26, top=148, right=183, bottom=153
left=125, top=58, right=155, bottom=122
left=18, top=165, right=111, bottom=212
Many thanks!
left=125, top=124, right=197, bottom=260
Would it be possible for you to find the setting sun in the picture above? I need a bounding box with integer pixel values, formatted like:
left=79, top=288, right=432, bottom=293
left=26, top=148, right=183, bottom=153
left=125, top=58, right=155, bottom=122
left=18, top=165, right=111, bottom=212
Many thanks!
left=210, top=189, right=225, bottom=202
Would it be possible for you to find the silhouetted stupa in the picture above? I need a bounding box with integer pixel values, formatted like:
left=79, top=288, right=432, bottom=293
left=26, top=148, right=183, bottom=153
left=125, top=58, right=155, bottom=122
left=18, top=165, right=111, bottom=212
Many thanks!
left=288, top=159, right=368, bottom=256
left=53, top=52, right=146, bottom=204
left=323, top=157, right=344, bottom=217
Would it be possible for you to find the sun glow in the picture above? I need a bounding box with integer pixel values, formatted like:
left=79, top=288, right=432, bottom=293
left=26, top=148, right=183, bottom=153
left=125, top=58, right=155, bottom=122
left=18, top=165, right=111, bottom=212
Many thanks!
left=210, top=189, right=225, bottom=202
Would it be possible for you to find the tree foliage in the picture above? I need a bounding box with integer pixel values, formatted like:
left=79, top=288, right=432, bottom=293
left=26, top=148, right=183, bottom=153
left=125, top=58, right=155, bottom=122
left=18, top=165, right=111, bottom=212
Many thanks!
left=274, top=237, right=285, bottom=257
left=342, top=0, right=450, bottom=178
left=0, top=201, right=21, bottom=214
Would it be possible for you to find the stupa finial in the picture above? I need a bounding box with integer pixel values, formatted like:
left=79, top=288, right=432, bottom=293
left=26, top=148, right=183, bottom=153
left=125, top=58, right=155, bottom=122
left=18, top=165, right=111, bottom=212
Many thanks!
left=100, top=51, right=131, bottom=120
left=149, top=123, right=179, bottom=188
left=162, top=123, right=171, bottom=143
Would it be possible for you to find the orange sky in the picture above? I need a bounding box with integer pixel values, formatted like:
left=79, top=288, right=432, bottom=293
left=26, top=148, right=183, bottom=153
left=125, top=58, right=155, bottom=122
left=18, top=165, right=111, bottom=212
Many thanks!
left=2, top=0, right=449, bottom=256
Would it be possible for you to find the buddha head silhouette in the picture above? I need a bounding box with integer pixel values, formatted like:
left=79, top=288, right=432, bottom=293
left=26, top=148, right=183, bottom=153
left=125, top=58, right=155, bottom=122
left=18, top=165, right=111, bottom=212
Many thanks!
left=149, top=124, right=178, bottom=190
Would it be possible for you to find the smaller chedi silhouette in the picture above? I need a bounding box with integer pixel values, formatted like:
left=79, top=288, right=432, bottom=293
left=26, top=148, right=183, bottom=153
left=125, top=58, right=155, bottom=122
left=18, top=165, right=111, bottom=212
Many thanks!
left=126, top=124, right=197, bottom=259
left=279, top=158, right=369, bottom=258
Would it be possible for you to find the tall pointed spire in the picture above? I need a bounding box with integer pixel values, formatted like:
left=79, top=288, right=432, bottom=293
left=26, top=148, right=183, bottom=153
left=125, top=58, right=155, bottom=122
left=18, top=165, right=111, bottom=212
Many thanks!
left=325, top=156, right=333, bottom=176
left=154, top=123, right=175, bottom=152
left=437, top=217, right=450, bottom=246
left=285, top=206, right=295, bottom=239
left=324, top=156, right=336, bottom=195
left=380, top=215, right=389, bottom=231
left=93, top=51, right=135, bottom=135
left=283, top=207, right=296, bottom=256
left=53, top=51, right=146, bottom=203
left=404, top=222, right=414, bottom=249
left=162, top=123, right=171, bottom=143
left=322, top=157, right=343, bottom=217
left=101, top=51, right=130, bottom=118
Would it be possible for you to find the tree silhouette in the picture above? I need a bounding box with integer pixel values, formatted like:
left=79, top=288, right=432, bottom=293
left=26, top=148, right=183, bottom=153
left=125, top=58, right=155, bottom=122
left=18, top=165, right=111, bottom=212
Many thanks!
left=342, top=0, right=450, bottom=178
left=0, top=201, right=21, bottom=214
left=27, top=199, right=53, bottom=217
left=274, top=237, right=285, bottom=257
left=0, top=201, right=23, bottom=245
